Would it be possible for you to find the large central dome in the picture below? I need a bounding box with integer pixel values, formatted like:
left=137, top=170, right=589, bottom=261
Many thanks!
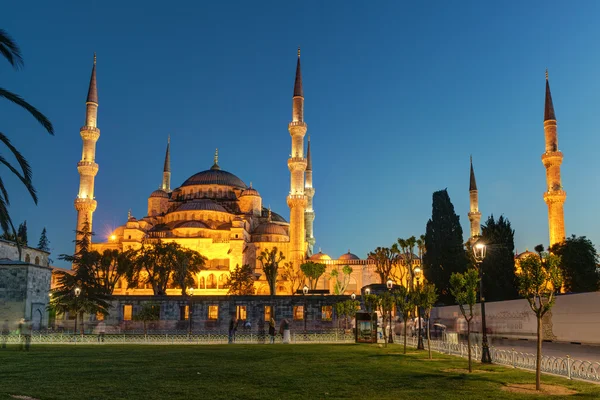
left=181, top=168, right=247, bottom=189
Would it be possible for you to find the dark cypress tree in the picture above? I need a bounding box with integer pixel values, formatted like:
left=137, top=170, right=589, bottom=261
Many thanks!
left=551, top=235, right=599, bottom=293
left=423, top=189, right=468, bottom=304
left=480, top=215, right=518, bottom=301
left=17, top=220, right=27, bottom=246
left=37, top=227, right=50, bottom=251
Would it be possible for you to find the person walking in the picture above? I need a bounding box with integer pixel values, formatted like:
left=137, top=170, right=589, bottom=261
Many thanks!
left=268, top=318, right=276, bottom=344
left=19, top=319, right=32, bottom=351
left=280, top=318, right=291, bottom=344
left=1, top=319, right=9, bottom=349
left=228, top=316, right=238, bottom=344
left=97, top=320, right=106, bottom=343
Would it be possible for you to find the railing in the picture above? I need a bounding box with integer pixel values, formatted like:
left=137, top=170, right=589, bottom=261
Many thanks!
left=398, top=335, right=600, bottom=383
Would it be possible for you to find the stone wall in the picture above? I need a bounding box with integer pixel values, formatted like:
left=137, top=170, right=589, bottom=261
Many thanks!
left=0, top=239, right=50, bottom=267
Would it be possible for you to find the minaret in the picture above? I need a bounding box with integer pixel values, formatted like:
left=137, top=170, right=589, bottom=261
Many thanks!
left=74, top=53, right=100, bottom=245
left=468, top=155, right=481, bottom=240
left=542, top=70, right=566, bottom=246
left=161, top=136, right=171, bottom=192
left=304, top=136, right=316, bottom=256
left=287, top=48, right=308, bottom=263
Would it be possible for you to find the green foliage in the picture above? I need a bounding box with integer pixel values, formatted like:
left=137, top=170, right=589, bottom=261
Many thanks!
left=480, top=215, right=518, bottom=301
left=280, top=261, right=305, bottom=295
left=132, top=302, right=160, bottom=334
left=37, top=227, right=52, bottom=263
left=171, top=246, right=206, bottom=295
left=363, top=293, right=379, bottom=313
left=334, top=299, right=360, bottom=329
left=227, top=264, right=255, bottom=295
left=423, top=189, right=469, bottom=304
left=257, top=246, right=285, bottom=295
left=551, top=235, right=599, bottom=293
left=300, top=261, right=326, bottom=290
left=330, top=265, right=353, bottom=294
left=393, top=285, right=415, bottom=354
left=416, top=283, right=438, bottom=319
left=517, top=246, right=563, bottom=318
left=449, top=269, right=479, bottom=320
left=397, top=236, right=417, bottom=289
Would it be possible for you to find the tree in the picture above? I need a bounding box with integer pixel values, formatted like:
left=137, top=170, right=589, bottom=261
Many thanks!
left=424, top=189, right=469, bottom=304
left=257, top=246, right=285, bottom=295
left=334, top=299, right=360, bottom=329
left=171, top=246, right=206, bottom=295
left=280, top=261, right=305, bottom=295
left=397, top=236, right=417, bottom=289
left=368, top=246, right=398, bottom=283
left=375, top=291, right=395, bottom=347
left=393, top=285, right=415, bottom=354
left=132, top=302, right=160, bottom=335
left=37, top=227, right=50, bottom=251
left=16, top=220, right=27, bottom=246
left=416, top=283, right=438, bottom=359
left=480, top=215, right=519, bottom=301
left=449, top=268, right=479, bottom=373
left=330, top=265, right=353, bottom=295
left=0, top=30, right=54, bottom=261
left=227, top=264, right=255, bottom=295
left=551, top=235, right=599, bottom=293
left=300, top=261, right=326, bottom=290
left=92, top=249, right=134, bottom=294
left=517, top=245, right=563, bottom=391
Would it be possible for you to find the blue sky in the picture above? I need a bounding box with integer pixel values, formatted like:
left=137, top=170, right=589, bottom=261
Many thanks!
left=2, top=1, right=599, bottom=268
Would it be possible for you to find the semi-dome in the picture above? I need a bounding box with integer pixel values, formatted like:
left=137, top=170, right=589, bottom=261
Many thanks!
left=150, top=189, right=169, bottom=198
left=180, top=169, right=247, bottom=189
left=175, top=221, right=209, bottom=229
left=253, top=223, right=287, bottom=236
left=309, top=251, right=331, bottom=261
left=339, top=251, right=360, bottom=261
left=176, top=200, right=227, bottom=213
left=261, top=207, right=288, bottom=223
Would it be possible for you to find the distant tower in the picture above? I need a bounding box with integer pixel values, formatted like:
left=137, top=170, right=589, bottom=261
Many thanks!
left=161, top=136, right=171, bottom=193
left=304, top=136, right=316, bottom=256
left=542, top=70, right=566, bottom=246
left=287, top=48, right=308, bottom=263
left=74, top=54, right=100, bottom=245
left=468, top=156, right=481, bottom=240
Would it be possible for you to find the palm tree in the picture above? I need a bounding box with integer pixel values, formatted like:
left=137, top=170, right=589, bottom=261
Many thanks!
left=0, top=29, right=53, bottom=258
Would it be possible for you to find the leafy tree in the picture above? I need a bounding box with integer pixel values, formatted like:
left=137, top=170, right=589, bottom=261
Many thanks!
left=416, top=234, right=426, bottom=261
left=364, top=293, right=379, bottom=314
left=171, top=246, right=206, bottom=295
left=415, top=283, right=438, bottom=359
left=132, top=302, right=160, bottom=335
left=393, top=285, right=415, bottom=354
left=227, top=264, right=255, bottom=295
left=551, top=235, right=599, bottom=293
left=424, top=189, right=469, bottom=304
left=300, top=261, right=326, bottom=290
left=517, top=245, right=563, bottom=391
left=92, top=249, right=134, bottom=294
left=331, top=265, right=353, bottom=295
left=334, top=299, right=360, bottom=329
left=375, top=291, right=395, bottom=346
left=368, top=246, right=398, bottom=283
left=449, top=268, right=479, bottom=373
left=257, top=246, right=285, bottom=295
left=397, top=236, right=417, bottom=289
left=280, top=261, right=305, bottom=295
left=480, top=215, right=518, bottom=301
left=0, top=30, right=54, bottom=261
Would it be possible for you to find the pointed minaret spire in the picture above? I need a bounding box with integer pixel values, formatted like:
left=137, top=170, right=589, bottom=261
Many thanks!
left=211, top=148, right=220, bottom=170
left=469, top=155, right=477, bottom=191
left=304, top=135, right=316, bottom=256
left=161, top=135, right=171, bottom=192
left=306, top=135, right=312, bottom=171
left=86, top=53, right=98, bottom=104
left=294, top=47, right=303, bottom=98
left=544, top=69, right=556, bottom=121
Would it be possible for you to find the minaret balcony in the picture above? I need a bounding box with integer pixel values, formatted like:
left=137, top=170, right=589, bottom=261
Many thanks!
left=543, top=190, right=567, bottom=203
left=77, top=161, right=99, bottom=176
left=288, top=121, right=307, bottom=128
left=74, top=197, right=97, bottom=212
left=287, top=157, right=307, bottom=171
left=80, top=126, right=100, bottom=141
left=541, top=151, right=563, bottom=166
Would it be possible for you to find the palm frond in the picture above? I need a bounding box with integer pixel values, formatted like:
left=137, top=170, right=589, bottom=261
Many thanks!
left=0, top=154, right=37, bottom=204
left=0, top=132, right=34, bottom=183
left=0, top=87, right=53, bottom=135
left=0, top=29, right=24, bottom=70
left=0, top=175, right=10, bottom=205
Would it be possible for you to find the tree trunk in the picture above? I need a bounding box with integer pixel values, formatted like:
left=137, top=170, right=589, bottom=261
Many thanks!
left=143, top=321, right=147, bottom=336
left=467, top=321, right=472, bottom=373
left=536, top=314, right=542, bottom=391
left=403, top=318, right=407, bottom=354
left=79, top=311, right=85, bottom=335
left=427, top=317, right=432, bottom=359
left=382, top=312, right=388, bottom=347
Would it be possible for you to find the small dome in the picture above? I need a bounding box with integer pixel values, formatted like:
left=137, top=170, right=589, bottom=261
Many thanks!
left=339, top=251, right=360, bottom=261
left=241, top=188, right=260, bottom=197
left=309, top=251, right=331, bottom=261
left=150, top=189, right=169, bottom=198
left=516, top=250, right=536, bottom=260
left=176, top=200, right=227, bottom=213
left=253, top=223, right=287, bottom=236
left=261, top=208, right=288, bottom=223
left=175, top=221, right=209, bottom=229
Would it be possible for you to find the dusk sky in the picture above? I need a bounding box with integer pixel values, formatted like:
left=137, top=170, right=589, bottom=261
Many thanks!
left=2, top=1, right=599, bottom=268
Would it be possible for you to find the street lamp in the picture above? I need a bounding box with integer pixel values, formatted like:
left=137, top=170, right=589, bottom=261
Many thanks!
left=351, top=293, right=356, bottom=301
left=386, top=279, right=393, bottom=343
left=303, top=285, right=309, bottom=332
left=473, top=241, right=491, bottom=364
left=188, top=288, right=194, bottom=335
left=74, top=287, right=81, bottom=335
left=414, top=266, right=424, bottom=350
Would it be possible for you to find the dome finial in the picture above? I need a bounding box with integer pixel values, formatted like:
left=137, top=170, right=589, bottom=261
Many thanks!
left=268, top=206, right=272, bottom=222
left=298, top=47, right=301, bottom=57
left=128, top=209, right=132, bottom=219
left=545, top=68, right=549, bottom=81
left=93, top=52, right=97, bottom=65
left=211, top=148, right=221, bottom=170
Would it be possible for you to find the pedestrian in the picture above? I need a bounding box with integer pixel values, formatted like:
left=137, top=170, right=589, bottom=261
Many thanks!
left=19, top=319, right=32, bottom=351
left=228, top=316, right=238, bottom=344
left=1, top=319, right=9, bottom=349
left=280, top=318, right=291, bottom=344
left=268, top=318, right=276, bottom=344
left=97, top=320, right=106, bottom=343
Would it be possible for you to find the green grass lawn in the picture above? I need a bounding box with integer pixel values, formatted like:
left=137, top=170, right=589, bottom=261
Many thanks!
left=0, top=344, right=598, bottom=400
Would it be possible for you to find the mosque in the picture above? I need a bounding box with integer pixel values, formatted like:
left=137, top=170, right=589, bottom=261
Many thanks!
left=74, top=51, right=377, bottom=296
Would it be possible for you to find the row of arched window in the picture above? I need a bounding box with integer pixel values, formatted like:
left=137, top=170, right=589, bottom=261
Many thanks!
left=24, top=254, right=42, bottom=265
left=196, top=273, right=229, bottom=289
left=180, top=187, right=236, bottom=199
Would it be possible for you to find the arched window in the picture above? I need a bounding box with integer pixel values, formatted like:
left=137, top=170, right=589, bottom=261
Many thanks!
left=34, top=256, right=40, bottom=265
left=199, top=276, right=205, bottom=289
left=207, top=274, right=216, bottom=289
left=25, top=254, right=31, bottom=263
left=208, top=188, right=213, bottom=197
left=219, top=274, right=229, bottom=289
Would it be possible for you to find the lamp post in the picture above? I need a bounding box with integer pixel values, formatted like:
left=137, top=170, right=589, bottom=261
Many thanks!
left=386, top=279, right=393, bottom=343
left=414, top=267, right=424, bottom=350
left=474, top=241, right=492, bottom=364
left=74, top=287, right=81, bottom=335
left=188, top=287, right=194, bottom=335
left=351, top=293, right=356, bottom=301
left=303, top=285, right=309, bottom=332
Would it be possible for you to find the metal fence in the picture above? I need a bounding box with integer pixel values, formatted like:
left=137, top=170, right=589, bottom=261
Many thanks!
left=399, top=335, right=600, bottom=383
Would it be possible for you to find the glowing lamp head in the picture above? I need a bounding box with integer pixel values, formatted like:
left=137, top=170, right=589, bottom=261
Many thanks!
left=386, top=279, right=393, bottom=290
left=74, top=287, right=81, bottom=297
left=365, top=288, right=371, bottom=296
left=188, top=288, right=194, bottom=296
left=473, top=241, right=487, bottom=262
left=110, top=234, right=117, bottom=241
left=302, top=285, right=309, bottom=295
left=351, top=293, right=356, bottom=300
left=414, top=266, right=422, bottom=278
